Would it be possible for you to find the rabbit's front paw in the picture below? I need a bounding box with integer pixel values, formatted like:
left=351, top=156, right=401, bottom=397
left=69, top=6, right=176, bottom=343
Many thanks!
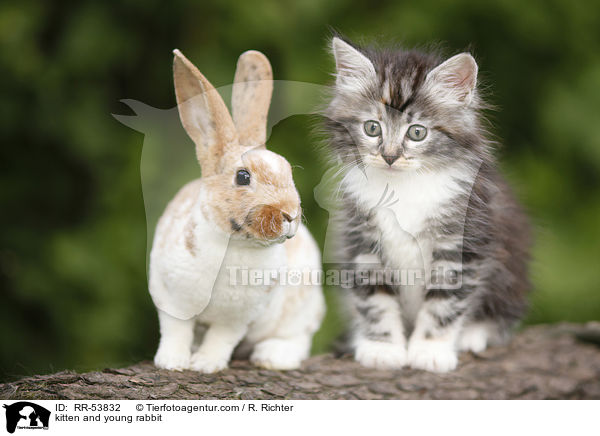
left=250, top=338, right=307, bottom=370
left=189, top=351, right=229, bottom=374
left=408, top=337, right=458, bottom=373
left=154, top=347, right=191, bottom=371
left=354, top=340, right=407, bottom=369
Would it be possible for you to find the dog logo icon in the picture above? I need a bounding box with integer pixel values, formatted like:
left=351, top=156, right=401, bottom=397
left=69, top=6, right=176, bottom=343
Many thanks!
left=3, top=402, right=50, bottom=433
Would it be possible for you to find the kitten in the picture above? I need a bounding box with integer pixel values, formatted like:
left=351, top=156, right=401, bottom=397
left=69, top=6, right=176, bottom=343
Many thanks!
left=323, top=37, right=531, bottom=372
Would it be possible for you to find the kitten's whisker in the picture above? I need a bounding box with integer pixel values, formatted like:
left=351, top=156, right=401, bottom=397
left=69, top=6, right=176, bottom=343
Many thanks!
left=387, top=199, right=399, bottom=208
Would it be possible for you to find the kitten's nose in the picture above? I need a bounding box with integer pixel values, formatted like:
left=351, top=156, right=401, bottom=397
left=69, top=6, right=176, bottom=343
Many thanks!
left=382, top=154, right=400, bottom=166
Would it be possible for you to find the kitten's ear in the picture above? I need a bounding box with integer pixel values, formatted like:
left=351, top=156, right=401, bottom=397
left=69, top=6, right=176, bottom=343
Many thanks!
left=331, top=37, right=376, bottom=90
left=424, top=53, right=478, bottom=105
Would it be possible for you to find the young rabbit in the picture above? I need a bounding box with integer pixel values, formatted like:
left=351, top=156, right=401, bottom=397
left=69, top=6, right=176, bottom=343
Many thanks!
left=149, top=49, right=325, bottom=373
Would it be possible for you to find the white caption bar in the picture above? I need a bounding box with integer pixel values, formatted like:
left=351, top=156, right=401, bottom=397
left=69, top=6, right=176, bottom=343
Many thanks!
left=0, top=400, right=597, bottom=436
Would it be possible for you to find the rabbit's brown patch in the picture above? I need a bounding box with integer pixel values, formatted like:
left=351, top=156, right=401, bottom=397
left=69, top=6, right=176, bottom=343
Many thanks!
left=253, top=205, right=284, bottom=239
left=184, top=219, right=196, bottom=255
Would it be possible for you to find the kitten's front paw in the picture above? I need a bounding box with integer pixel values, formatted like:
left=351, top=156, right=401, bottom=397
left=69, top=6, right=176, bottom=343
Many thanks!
left=458, top=323, right=493, bottom=353
left=154, top=347, right=190, bottom=371
left=189, top=352, right=228, bottom=374
left=354, top=340, right=407, bottom=369
left=250, top=338, right=307, bottom=370
left=408, top=337, right=458, bottom=373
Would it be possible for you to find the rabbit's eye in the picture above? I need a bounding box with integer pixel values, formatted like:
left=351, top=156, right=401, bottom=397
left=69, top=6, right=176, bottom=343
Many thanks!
left=236, top=169, right=251, bottom=186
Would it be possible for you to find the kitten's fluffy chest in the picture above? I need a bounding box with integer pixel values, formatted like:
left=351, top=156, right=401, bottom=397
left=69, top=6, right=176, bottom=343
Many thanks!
left=345, top=165, right=471, bottom=325
left=345, top=165, right=469, bottom=268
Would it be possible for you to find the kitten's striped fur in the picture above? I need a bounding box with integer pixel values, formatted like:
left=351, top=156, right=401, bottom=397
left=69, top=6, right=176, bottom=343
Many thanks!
left=323, top=37, right=531, bottom=372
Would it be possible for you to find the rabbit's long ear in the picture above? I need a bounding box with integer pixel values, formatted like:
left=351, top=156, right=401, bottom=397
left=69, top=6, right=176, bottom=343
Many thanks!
left=231, top=50, right=273, bottom=148
left=173, top=49, right=237, bottom=175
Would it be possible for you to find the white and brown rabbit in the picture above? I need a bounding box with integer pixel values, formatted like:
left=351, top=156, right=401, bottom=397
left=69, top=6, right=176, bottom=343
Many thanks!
left=149, top=49, right=325, bottom=373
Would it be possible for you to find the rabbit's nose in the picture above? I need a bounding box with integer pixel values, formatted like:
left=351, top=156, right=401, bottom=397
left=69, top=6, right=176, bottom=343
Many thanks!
left=281, top=211, right=299, bottom=239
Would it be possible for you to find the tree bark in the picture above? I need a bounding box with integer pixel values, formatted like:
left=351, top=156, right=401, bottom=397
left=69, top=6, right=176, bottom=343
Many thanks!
left=2, top=323, right=599, bottom=400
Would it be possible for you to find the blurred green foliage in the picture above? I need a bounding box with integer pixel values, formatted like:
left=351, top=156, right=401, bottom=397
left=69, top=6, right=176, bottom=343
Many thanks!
left=1, top=0, right=599, bottom=381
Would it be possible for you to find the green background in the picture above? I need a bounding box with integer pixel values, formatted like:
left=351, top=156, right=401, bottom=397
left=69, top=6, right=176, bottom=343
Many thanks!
left=1, top=0, right=599, bottom=381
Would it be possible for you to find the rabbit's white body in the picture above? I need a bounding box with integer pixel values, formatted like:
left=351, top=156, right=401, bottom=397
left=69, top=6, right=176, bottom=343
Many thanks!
left=149, top=179, right=280, bottom=322
left=151, top=179, right=324, bottom=372
left=150, top=50, right=325, bottom=373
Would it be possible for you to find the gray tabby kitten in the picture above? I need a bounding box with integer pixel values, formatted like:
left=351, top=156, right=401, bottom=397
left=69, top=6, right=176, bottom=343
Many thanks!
left=323, top=37, right=531, bottom=372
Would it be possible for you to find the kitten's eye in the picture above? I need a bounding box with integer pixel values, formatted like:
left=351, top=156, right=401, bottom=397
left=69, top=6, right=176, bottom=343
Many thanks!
left=363, top=120, right=382, bottom=137
left=236, top=169, right=251, bottom=186
left=406, top=124, right=428, bottom=141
